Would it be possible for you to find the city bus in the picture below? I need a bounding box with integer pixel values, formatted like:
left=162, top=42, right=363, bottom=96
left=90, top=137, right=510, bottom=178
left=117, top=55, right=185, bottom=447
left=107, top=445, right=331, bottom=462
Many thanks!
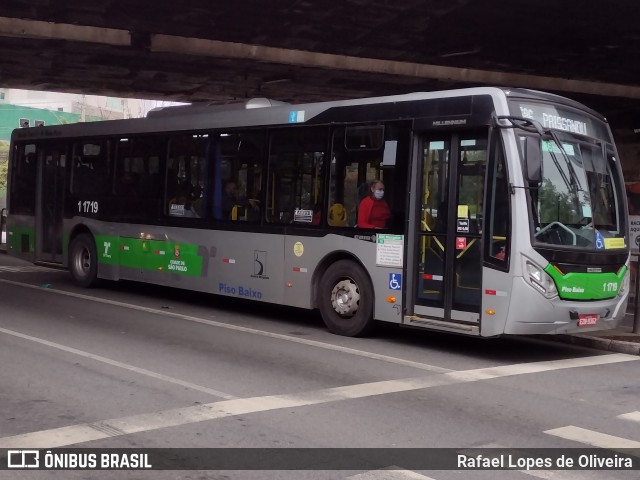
left=5, top=87, right=630, bottom=337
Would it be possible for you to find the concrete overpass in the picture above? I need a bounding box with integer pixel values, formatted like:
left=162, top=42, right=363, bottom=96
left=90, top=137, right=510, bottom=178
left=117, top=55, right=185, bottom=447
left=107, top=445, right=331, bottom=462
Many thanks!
left=1, top=0, right=639, bottom=134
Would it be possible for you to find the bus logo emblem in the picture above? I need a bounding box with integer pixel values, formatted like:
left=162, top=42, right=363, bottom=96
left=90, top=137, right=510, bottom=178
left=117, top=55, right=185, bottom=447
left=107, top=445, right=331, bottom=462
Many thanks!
left=251, top=250, right=269, bottom=279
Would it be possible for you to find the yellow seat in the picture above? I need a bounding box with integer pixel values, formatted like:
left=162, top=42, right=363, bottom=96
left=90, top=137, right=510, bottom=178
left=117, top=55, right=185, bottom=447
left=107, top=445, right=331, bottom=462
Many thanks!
left=230, top=204, right=247, bottom=221
left=328, top=203, right=347, bottom=226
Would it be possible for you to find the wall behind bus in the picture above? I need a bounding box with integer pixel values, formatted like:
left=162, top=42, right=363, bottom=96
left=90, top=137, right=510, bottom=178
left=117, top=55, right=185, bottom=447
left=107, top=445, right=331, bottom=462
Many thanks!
left=0, top=104, right=83, bottom=140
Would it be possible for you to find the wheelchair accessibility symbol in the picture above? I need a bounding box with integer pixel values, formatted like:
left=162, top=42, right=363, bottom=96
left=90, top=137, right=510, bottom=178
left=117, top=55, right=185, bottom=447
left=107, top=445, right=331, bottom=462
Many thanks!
left=389, top=273, right=402, bottom=290
left=594, top=230, right=604, bottom=250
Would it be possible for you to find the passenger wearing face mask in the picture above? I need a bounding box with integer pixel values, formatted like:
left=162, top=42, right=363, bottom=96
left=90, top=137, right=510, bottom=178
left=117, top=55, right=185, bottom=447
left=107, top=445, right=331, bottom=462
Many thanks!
left=357, top=179, right=391, bottom=228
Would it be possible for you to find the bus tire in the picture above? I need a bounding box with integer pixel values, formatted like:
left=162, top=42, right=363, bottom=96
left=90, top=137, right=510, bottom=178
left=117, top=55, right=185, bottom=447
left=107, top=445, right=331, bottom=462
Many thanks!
left=69, top=233, right=98, bottom=288
left=318, top=259, right=374, bottom=337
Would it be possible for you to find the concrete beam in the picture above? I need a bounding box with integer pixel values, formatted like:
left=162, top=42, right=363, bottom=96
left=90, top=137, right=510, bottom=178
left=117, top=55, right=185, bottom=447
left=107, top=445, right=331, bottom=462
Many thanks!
left=152, top=34, right=640, bottom=100
left=1, top=16, right=639, bottom=100
left=0, top=16, right=129, bottom=46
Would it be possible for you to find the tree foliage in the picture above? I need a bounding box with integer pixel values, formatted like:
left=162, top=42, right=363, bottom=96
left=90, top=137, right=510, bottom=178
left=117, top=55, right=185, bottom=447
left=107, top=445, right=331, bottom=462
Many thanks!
left=537, top=179, right=580, bottom=224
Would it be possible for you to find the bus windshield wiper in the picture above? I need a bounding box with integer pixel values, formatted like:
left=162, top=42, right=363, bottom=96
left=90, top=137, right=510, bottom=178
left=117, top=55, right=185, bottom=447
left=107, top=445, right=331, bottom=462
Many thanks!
left=548, top=130, right=584, bottom=195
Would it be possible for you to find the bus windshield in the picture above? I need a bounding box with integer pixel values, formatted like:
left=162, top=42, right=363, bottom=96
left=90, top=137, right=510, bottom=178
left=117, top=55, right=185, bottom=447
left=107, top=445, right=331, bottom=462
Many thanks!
left=528, top=133, right=625, bottom=250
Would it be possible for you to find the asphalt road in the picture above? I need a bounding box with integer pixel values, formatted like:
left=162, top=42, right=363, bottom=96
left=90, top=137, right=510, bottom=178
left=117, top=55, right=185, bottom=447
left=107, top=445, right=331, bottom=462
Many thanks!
left=0, top=254, right=639, bottom=480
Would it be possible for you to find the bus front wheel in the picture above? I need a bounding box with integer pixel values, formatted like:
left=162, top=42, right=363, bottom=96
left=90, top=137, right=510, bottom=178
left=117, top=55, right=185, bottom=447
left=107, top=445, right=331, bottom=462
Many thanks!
left=69, top=233, right=98, bottom=288
left=318, top=260, right=374, bottom=337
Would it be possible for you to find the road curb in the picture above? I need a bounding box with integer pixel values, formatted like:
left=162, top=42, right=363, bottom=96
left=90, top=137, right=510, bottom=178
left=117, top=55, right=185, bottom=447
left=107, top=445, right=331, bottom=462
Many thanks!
left=556, top=334, right=640, bottom=356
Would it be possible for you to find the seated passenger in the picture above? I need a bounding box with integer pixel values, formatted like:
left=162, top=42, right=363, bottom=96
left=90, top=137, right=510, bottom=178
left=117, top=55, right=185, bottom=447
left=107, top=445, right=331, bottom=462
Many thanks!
left=221, top=180, right=240, bottom=219
left=357, top=179, right=390, bottom=228
left=222, top=180, right=259, bottom=220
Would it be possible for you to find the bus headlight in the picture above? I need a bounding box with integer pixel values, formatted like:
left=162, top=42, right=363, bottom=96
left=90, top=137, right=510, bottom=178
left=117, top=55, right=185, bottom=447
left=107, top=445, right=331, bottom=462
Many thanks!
left=524, top=259, right=558, bottom=299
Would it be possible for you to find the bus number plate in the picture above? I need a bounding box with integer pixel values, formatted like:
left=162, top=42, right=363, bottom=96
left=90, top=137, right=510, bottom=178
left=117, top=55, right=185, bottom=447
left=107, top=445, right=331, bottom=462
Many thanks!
left=577, top=314, right=598, bottom=327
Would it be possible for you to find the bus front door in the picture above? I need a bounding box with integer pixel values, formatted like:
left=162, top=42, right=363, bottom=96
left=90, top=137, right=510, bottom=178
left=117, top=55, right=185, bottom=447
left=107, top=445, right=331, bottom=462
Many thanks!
left=37, top=142, right=66, bottom=264
left=410, top=133, right=487, bottom=333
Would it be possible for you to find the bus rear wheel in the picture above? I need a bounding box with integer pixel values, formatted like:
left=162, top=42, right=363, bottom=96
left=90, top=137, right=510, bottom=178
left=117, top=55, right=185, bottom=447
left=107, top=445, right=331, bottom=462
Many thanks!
left=69, top=233, right=98, bottom=288
left=318, top=260, right=374, bottom=337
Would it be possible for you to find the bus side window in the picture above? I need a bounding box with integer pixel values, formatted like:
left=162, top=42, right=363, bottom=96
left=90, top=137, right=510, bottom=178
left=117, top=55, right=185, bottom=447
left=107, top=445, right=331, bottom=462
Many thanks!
left=9, top=143, right=38, bottom=215
left=329, top=128, right=381, bottom=228
left=213, top=132, right=265, bottom=223
left=485, top=136, right=510, bottom=266
left=267, top=128, right=327, bottom=225
left=328, top=122, right=410, bottom=230
left=166, top=134, right=208, bottom=219
left=72, top=140, right=111, bottom=196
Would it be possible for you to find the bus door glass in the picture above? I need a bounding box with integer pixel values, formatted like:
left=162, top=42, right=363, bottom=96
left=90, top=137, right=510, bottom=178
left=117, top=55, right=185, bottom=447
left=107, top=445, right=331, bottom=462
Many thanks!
left=38, top=141, right=67, bottom=263
left=414, top=133, right=487, bottom=322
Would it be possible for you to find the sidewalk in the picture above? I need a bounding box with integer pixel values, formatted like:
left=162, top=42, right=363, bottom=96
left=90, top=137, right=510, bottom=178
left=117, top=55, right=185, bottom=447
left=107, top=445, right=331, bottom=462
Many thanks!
left=548, top=289, right=640, bottom=354
left=555, top=324, right=640, bottom=356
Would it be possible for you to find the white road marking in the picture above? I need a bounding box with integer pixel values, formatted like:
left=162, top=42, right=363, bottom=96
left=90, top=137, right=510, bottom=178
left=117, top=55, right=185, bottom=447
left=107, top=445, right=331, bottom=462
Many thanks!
left=617, top=411, right=640, bottom=423
left=0, top=326, right=236, bottom=400
left=0, top=353, right=635, bottom=448
left=0, top=277, right=452, bottom=374
left=0, top=266, right=55, bottom=273
left=544, top=425, right=640, bottom=448
left=346, top=467, right=436, bottom=479
left=517, top=470, right=605, bottom=480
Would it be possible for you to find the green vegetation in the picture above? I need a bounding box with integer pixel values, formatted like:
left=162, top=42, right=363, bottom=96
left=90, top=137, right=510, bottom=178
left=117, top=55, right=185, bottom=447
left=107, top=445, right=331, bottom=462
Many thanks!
left=537, top=178, right=581, bottom=225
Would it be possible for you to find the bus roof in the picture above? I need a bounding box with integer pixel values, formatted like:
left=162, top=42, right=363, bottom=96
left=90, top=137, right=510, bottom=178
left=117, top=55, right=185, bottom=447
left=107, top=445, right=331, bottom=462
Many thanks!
left=9, top=87, right=605, bottom=142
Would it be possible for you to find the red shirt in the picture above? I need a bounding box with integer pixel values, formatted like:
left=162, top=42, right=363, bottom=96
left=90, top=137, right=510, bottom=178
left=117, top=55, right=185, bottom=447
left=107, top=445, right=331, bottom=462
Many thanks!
left=358, top=195, right=391, bottom=228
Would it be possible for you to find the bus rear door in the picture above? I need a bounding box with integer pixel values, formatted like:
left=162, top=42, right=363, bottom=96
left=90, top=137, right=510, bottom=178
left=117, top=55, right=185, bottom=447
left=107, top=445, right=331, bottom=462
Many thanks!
left=37, top=141, right=66, bottom=264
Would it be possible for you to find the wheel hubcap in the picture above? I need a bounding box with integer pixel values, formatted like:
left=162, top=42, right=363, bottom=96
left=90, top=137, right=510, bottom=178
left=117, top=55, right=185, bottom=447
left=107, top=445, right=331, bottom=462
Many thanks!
left=331, top=279, right=360, bottom=317
left=75, top=247, right=91, bottom=277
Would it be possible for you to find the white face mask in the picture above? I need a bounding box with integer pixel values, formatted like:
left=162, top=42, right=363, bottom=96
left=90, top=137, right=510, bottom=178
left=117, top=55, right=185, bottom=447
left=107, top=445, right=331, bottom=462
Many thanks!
left=373, top=189, right=384, bottom=200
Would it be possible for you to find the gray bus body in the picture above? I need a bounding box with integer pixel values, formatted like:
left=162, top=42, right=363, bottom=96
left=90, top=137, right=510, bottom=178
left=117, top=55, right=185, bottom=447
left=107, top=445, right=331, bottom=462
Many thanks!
left=7, top=87, right=630, bottom=337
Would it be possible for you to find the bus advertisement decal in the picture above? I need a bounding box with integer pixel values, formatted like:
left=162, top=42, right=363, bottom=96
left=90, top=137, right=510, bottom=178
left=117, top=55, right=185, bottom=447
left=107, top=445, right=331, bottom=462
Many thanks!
left=96, top=235, right=202, bottom=276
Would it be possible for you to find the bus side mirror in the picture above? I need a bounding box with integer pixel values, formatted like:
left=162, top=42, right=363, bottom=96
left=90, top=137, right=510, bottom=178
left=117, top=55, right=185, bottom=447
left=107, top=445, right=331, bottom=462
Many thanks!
left=524, top=137, right=543, bottom=184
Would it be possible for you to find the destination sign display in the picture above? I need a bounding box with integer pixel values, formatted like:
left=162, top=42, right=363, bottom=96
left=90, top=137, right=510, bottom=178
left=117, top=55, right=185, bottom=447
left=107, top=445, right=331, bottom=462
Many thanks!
left=509, top=101, right=609, bottom=140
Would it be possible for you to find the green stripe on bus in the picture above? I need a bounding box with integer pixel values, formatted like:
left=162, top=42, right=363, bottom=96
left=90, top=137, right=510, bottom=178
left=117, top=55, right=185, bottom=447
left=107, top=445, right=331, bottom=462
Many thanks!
left=545, top=264, right=626, bottom=300
left=95, top=235, right=202, bottom=276
left=7, top=226, right=35, bottom=253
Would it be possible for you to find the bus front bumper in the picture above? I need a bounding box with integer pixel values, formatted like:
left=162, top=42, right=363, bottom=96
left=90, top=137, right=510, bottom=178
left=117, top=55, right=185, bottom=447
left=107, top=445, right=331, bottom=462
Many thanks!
left=503, top=277, right=628, bottom=335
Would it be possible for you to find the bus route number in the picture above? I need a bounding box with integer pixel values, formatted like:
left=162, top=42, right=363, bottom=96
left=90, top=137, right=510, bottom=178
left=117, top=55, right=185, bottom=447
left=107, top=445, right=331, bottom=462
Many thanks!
left=78, top=200, right=99, bottom=214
